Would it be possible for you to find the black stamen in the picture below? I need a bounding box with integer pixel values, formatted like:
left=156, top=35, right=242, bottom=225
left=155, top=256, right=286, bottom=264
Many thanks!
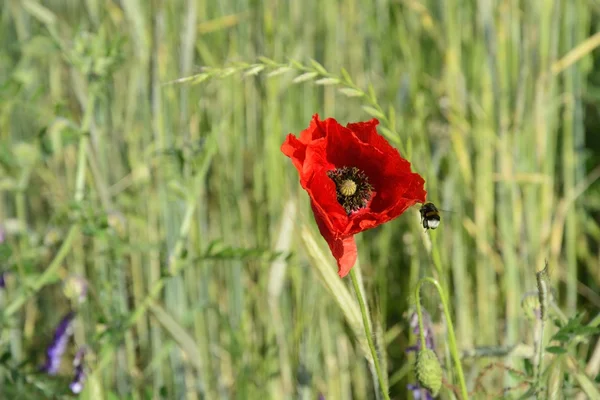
left=327, top=167, right=373, bottom=214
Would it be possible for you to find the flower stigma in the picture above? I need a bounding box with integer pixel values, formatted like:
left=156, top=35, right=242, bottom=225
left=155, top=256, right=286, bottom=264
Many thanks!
left=327, top=166, right=373, bottom=214
left=340, top=180, right=357, bottom=196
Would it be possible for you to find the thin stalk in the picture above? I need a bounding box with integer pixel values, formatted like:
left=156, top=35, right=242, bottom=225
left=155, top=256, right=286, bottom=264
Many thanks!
left=535, top=318, right=546, bottom=398
left=415, top=277, right=468, bottom=400
left=14, top=188, right=28, bottom=279
left=3, top=225, right=79, bottom=318
left=3, top=93, right=96, bottom=319
left=349, top=268, right=390, bottom=400
left=535, top=265, right=550, bottom=397
left=74, top=93, right=96, bottom=203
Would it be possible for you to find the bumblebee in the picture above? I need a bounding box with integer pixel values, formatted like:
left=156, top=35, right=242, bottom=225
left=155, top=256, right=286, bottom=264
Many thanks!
left=419, top=202, right=441, bottom=230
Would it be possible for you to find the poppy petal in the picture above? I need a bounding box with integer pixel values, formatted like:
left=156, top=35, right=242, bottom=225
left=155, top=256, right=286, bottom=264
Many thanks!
left=311, top=201, right=357, bottom=277
left=298, top=114, right=327, bottom=143
left=306, top=170, right=348, bottom=234
left=332, top=236, right=358, bottom=278
left=281, top=134, right=307, bottom=174
left=347, top=119, right=397, bottom=155
left=346, top=119, right=379, bottom=143
left=302, top=139, right=334, bottom=187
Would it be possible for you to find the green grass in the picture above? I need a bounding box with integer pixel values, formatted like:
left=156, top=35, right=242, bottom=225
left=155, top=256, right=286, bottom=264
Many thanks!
left=1, top=1, right=600, bottom=399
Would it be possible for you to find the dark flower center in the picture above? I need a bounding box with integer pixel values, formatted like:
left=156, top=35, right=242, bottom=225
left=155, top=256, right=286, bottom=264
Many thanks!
left=327, top=166, right=373, bottom=214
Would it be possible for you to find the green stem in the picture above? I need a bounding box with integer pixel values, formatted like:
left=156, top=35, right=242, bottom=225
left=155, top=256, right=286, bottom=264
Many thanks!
left=3, top=225, right=79, bottom=318
left=14, top=189, right=28, bottom=279
left=2, top=93, right=95, bottom=320
left=74, top=93, right=95, bottom=203
left=535, top=318, right=546, bottom=398
left=415, top=277, right=469, bottom=400
left=535, top=266, right=549, bottom=397
left=349, top=268, right=390, bottom=400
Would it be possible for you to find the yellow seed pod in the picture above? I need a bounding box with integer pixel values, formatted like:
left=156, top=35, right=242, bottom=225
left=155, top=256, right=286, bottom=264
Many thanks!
left=415, top=348, right=442, bottom=397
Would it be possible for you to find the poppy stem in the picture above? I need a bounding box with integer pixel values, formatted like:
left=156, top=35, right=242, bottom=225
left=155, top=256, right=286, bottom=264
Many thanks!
left=349, top=269, right=390, bottom=400
left=415, top=277, right=469, bottom=399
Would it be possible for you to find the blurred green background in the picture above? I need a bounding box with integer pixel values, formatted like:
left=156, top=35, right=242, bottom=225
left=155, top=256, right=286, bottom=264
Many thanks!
left=1, top=0, right=600, bottom=399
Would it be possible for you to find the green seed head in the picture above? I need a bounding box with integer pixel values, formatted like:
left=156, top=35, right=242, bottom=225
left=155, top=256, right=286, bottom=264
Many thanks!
left=415, top=348, right=442, bottom=397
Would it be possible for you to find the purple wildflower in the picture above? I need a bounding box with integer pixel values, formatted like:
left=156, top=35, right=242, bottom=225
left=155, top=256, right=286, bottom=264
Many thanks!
left=406, top=310, right=435, bottom=353
left=69, top=347, right=87, bottom=394
left=40, top=311, right=75, bottom=375
left=407, top=383, right=434, bottom=400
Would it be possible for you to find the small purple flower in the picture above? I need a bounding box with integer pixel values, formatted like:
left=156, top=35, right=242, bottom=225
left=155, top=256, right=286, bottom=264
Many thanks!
left=40, top=312, right=75, bottom=375
left=407, top=310, right=435, bottom=353
left=407, top=383, right=434, bottom=400
left=69, top=347, right=87, bottom=394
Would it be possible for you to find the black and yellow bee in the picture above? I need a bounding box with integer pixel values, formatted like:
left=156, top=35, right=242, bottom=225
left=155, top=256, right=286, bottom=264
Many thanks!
left=419, top=202, right=441, bottom=230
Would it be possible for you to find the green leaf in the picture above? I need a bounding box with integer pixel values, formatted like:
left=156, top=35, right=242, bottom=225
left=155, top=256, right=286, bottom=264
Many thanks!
left=338, top=87, right=364, bottom=97
left=545, top=346, right=567, bottom=354
left=548, top=313, right=599, bottom=343
left=220, top=67, right=237, bottom=77
left=182, top=73, right=209, bottom=85
left=309, top=59, right=328, bottom=75
left=244, top=64, right=265, bottom=76
left=388, top=105, right=396, bottom=128
left=523, top=358, right=534, bottom=377
left=573, top=325, right=600, bottom=337
left=292, top=72, right=319, bottom=83
left=289, top=59, right=304, bottom=69
left=552, top=333, right=570, bottom=342
left=315, top=77, right=339, bottom=85
left=380, top=127, right=401, bottom=146
left=0, top=243, right=12, bottom=262
left=0, top=143, right=18, bottom=174
left=340, top=68, right=354, bottom=84
left=362, top=105, right=385, bottom=120
left=258, top=56, right=277, bottom=66
left=367, top=84, right=378, bottom=103
left=267, top=66, right=292, bottom=77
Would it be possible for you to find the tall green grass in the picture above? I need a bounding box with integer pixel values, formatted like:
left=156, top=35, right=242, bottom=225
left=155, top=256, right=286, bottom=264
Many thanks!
left=1, top=0, right=600, bottom=399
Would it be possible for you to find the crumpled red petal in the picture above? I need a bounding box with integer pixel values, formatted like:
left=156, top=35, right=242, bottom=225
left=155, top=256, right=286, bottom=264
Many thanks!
left=311, top=202, right=357, bottom=277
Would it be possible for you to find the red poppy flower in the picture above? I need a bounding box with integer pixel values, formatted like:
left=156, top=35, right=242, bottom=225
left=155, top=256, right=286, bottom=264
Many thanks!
left=281, top=114, right=427, bottom=278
